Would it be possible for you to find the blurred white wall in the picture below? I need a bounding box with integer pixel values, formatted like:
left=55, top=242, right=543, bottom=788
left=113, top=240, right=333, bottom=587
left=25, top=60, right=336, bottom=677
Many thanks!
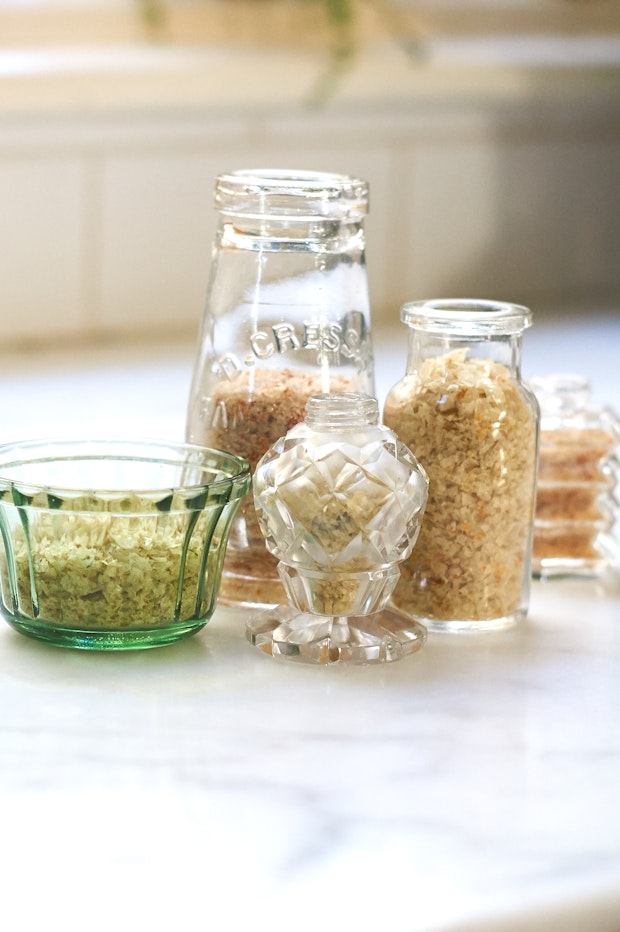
left=1, top=2, right=620, bottom=349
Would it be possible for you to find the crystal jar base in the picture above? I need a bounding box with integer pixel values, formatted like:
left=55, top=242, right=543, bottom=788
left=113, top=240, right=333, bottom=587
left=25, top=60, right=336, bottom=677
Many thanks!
left=246, top=603, right=427, bottom=665
left=279, top=563, right=400, bottom=617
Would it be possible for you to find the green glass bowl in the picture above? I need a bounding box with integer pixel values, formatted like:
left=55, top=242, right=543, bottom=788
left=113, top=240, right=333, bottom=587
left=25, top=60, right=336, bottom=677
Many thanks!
left=0, top=439, right=250, bottom=650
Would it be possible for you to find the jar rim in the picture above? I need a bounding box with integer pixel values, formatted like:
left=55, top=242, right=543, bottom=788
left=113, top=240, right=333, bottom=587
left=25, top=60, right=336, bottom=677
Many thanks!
left=0, top=438, right=250, bottom=513
left=214, top=168, right=369, bottom=221
left=401, top=298, right=532, bottom=334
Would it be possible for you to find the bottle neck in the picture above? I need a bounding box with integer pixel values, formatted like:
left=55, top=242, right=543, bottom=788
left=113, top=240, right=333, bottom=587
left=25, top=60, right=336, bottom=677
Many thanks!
left=218, top=216, right=366, bottom=253
left=405, top=329, right=524, bottom=380
left=305, top=393, right=379, bottom=430
left=400, top=299, right=530, bottom=381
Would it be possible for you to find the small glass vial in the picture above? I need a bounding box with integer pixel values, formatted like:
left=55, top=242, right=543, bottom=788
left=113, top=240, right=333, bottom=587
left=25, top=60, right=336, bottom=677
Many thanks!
left=186, top=169, right=375, bottom=609
left=529, top=373, right=620, bottom=578
left=383, top=299, right=539, bottom=632
left=246, top=393, right=428, bottom=664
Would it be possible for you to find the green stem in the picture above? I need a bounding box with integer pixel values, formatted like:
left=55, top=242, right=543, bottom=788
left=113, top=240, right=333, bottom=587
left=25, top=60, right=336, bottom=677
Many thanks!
left=306, top=0, right=357, bottom=107
left=137, top=0, right=167, bottom=34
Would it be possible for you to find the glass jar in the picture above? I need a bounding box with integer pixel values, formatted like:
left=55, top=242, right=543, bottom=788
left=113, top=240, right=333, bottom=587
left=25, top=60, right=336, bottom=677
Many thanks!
left=185, top=169, right=375, bottom=608
left=246, top=392, right=428, bottom=664
left=0, top=439, right=250, bottom=650
left=383, top=299, right=539, bottom=632
left=529, top=373, right=620, bottom=578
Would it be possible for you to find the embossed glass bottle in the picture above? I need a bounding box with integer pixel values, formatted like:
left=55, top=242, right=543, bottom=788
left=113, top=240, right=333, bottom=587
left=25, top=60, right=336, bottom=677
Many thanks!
left=247, top=393, right=428, bottom=664
left=186, top=169, right=375, bottom=608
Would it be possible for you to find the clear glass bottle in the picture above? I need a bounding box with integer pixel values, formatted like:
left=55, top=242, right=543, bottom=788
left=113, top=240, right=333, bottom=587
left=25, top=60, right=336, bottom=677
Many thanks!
left=529, top=373, right=620, bottom=578
left=383, top=299, right=539, bottom=632
left=246, top=392, right=429, bottom=664
left=185, top=169, right=375, bottom=608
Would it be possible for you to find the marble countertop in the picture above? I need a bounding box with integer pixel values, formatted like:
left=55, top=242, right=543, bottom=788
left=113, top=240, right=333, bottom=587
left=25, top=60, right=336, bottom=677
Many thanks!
left=0, top=576, right=619, bottom=932
left=0, top=312, right=619, bottom=932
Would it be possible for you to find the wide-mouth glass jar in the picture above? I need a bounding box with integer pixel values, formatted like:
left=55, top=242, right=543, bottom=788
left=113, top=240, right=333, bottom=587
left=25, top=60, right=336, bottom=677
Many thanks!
left=0, top=438, right=250, bottom=650
left=186, top=168, right=375, bottom=609
left=383, top=299, right=540, bottom=632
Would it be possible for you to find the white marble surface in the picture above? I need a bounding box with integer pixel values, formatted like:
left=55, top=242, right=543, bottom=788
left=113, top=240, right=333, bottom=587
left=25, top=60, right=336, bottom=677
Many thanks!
left=0, top=312, right=619, bottom=932
left=0, top=576, right=618, bottom=932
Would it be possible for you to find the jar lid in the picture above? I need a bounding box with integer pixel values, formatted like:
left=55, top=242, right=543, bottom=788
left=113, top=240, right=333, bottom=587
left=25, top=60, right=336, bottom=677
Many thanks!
left=401, top=299, right=532, bottom=335
left=214, top=169, right=369, bottom=221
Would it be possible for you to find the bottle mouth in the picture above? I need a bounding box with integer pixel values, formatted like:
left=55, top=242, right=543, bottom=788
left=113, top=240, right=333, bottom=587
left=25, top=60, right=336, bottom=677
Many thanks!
left=214, top=168, right=369, bottom=222
left=401, top=298, right=532, bottom=335
left=305, top=393, right=380, bottom=429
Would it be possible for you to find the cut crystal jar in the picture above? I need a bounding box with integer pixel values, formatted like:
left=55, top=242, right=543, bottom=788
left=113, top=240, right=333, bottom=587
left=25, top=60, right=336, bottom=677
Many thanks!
left=246, top=393, right=428, bottom=664
left=383, top=299, right=539, bottom=632
left=529, top=373, right=620, bottom=578
left=185, top=169, right=375, bottom=608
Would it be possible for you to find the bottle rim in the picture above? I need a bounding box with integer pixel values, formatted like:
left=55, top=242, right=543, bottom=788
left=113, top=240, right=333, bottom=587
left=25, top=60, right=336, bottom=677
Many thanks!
left=214, top=168, right=369, bottom=221
left=401, top=298, right=533, bottom=335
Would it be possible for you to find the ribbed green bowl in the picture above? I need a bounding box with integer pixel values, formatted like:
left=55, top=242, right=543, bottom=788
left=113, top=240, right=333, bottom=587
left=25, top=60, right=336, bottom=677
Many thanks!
left=0, top=439, right=250, bottom=650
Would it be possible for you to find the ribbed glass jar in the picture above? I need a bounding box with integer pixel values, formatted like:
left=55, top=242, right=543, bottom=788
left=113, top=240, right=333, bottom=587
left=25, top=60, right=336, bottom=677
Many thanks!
left=186, top=169, right=375, bottom=609
left=0, top=439, right=250, bottom=650
left=383, top=299, right=539, bottom=632
left=530, top=373, right=620, bottom=578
